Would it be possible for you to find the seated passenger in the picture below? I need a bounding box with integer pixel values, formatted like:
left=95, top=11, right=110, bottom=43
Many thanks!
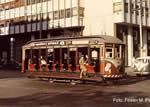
left=41, top=56, right=46, bottom=70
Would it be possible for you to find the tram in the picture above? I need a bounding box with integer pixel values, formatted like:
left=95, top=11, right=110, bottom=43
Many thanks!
left=22, top=35, right=126, bottom=82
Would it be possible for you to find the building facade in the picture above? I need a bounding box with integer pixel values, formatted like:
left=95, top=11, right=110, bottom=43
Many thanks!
left=0, top=0, right=150, bottom=66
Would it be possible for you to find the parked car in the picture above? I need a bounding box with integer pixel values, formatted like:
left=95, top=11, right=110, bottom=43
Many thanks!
left=132, top=56, right=150, bottom=76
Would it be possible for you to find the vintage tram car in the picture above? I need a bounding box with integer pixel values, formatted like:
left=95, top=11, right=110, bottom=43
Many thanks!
left=22, top=35, right=126, bottom=82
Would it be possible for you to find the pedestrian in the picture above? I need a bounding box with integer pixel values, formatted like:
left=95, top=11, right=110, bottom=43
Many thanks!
left=79, top=56, right=87, bottom=78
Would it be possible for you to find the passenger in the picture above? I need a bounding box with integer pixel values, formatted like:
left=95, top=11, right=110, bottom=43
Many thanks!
left=48, top=53, right=53, bottom=70
left=40, top=56, right=46, bottom=70
left=79, top=56, right=87, bottom=78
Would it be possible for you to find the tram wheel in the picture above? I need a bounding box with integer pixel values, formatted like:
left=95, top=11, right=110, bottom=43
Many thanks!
left=104, top=80, right=114, bottom=85
left=136, top=74, right=142, bottom=77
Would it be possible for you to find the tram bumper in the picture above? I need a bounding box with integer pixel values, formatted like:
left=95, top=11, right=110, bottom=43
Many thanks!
left=103, top=74, right=126, bottom=79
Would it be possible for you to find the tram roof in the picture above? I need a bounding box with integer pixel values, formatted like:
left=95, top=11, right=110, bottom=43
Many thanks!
left=26, top=35, right=124, bottom=45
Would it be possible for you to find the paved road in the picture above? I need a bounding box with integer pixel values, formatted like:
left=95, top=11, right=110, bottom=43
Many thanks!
left=0, top=69, right=150, bottom=107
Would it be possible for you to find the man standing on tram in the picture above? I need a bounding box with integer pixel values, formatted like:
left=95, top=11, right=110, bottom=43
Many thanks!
left=79, top=55, right=88, bottom=78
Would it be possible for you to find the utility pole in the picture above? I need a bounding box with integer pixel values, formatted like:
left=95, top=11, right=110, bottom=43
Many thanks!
left=40, top=3, right=42, bottom=39
left=138, top=1, right=143, bottom=57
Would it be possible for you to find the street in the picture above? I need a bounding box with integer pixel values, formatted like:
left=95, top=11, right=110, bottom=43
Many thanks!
left=0, top=68, right=150, bottom=107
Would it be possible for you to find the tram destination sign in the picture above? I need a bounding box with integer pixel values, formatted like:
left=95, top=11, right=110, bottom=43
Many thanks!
left=29, top=39, right=101, bottom=47
left=30, top=41, right=72, bottom=46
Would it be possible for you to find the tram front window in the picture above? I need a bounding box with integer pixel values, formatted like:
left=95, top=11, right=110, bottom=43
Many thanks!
left=115, top=45, right=121, bottom=59
left=106, top=47, right=113, bottom=58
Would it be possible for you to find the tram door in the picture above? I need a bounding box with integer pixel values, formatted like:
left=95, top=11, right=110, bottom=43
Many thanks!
left=90, top=46, right=100, bottom=72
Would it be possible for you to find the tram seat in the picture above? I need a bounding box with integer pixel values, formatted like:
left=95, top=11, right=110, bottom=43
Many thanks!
left=76, top=64, right=80, bottom=72
left=60, top=64, right=64, bottom=72
left=39, top=64, right=49, bottom=71
left=68, top=64, right=72, bottom=72
left=28, top=64, right=36, bottom=71
left=86, top=65, right=95, bottom=73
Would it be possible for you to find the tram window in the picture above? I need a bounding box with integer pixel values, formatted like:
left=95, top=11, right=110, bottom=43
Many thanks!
left=32, top=49, right=40, bottom=70
left=106, top=48, right=113, bottom=58
left=78, top=47, right=88, bottom=58
left=54, top=48, right=60, bottom=70
left=47, top=48, right=53, bottom=70
left=70, top=48, right=76, bottom=70
left=115, top=45, right=121, bottom=58
left=24, top=49, right=30, bottom=70
left=62, top=48, right=68, bottom=70
left=40, top=49, right=47, bottom=65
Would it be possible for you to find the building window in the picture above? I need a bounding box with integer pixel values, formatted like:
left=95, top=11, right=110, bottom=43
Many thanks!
left=146, top=7, right=149, bottom=17
left=54, top=11, right=59, bottom=20
left=72, top=7, right=78, bottom=16
left=60, top=10, right=65, bottom=18
left=125, top=3, right=128, bottom=13
left=131, top=4, right=134, bottom=14
left=136, top=5, right=139, bottom=15
left=79, top=7, right=84, bottom=16
left=113, top=2, right=122, bottom=13
left=66, top=9, right=71, bottom=18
